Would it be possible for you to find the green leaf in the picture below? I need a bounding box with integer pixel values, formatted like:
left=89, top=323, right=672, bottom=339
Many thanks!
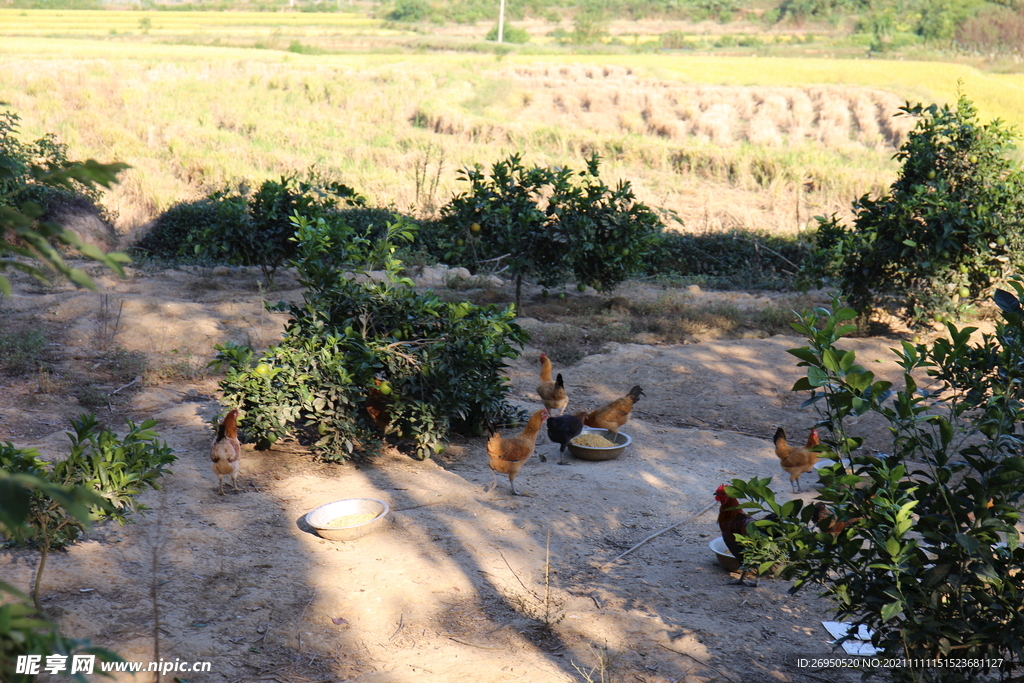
left=955, top=532, right=980, bottom=554
left=786, top=346, right=819, bottom=364
left=881, top=600, right=903, bottom=622
left=807, top=366, right=830, bottom=387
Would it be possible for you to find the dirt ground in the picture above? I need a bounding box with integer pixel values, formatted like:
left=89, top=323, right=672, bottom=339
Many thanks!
left=0, top=263, right=917, bottom=683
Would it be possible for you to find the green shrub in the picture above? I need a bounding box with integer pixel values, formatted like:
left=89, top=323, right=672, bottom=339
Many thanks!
left=433, top=153, right=662, bottom=304
left=732, top=289, right=1024, bottom=681
left=486, top=24, right=530, bottom=43
left=137, top=171, right=364, bottom=283
left=658, top=30, right=692, bottom=49
left=1, top=414, right=174, bottom=615
left=387, top=0, right=429, bottom=21
left=651, top=228, right=809, bottom=290
left=1, top=414, right=176, bottom=550
left=801, top=93, right=1024, bottom=326
left=0, top=111, right=128, bottom=295
left=214, top=215, right=527, bottom=461
left=549, top=155, right=664, bottom=292
left=134, top=197, right=239, bottom=261
left=0, top=470, right=121, bottom=682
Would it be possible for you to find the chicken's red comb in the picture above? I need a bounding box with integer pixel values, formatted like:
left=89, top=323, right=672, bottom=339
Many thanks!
left=715, top=484, right=726, bottom=495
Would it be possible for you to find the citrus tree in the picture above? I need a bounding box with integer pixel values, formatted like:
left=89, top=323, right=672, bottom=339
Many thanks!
left=801, top=93, right=1024, bottom=327
left=733, top=287, right=1024, bottom=681
left=432, top=153, right=662, bottom=305
left=215, top=214, right=528, bottom=461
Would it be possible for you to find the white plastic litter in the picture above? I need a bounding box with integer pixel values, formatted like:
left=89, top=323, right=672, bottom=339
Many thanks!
left=822, top=621, right=880, bottom=656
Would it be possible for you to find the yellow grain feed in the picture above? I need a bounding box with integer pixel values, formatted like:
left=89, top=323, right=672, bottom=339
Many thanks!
left=572, top=433, right=617, bottom=448
left=323, top=512, right=379, bottom=528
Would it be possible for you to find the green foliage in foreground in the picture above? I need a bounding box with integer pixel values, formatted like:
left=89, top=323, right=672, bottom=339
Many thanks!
left=733, top=288, right=1024, bottom=681
left=215, top=215, right=527, bottom=461
left=0, top=472, right=121, bottom=682
left=1, top=414, right=175, bottom=550
left=0, top=111, right=129, bottom=296
left=802, top=93, right=1024, bottom=327
left=0, top=415, right=171, bottom=680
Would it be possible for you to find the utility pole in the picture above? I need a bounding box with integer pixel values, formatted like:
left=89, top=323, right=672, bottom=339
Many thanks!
left=497, top=0, right=505, bottom=42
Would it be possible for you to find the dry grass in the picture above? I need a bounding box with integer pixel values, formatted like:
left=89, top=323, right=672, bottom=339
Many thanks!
left=3, top=32, right=1024, bottom=240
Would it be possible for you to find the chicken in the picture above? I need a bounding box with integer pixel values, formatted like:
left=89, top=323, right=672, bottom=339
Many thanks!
left=546, top=414, right=584, bottom=466
left=211, top=409, right=242, bottom=495
left=580, top=385, right=644, bottom=436
left=365, top=379, right=392, bottom=432
left=715, top=484, right=765, bottom=586
left=537, top=353, right=568, bottom=416
left=774, top=427, right=819, bottom=492
left=486, top=409, right=548, bottom=496
left=810, top=501, right=862, bottom=536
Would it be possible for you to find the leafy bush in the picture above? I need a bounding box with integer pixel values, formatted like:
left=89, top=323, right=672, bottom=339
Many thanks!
left=650, top=228, right=809, bottom=290
left=134, top=197, right=242, bottom=262
left=0, top=111, right=129, bottom=295
left=0, top=114, right=129, bottom=680
left=432, top=153, right=663, bottom=304
left=732, top=289, right=1024, bottom=681
left=215, top=215, right=527, bottom=461
left=0, top=470, right=121, bottom=682
left=658, top=30, right=693, bottom=49
left=801, top=93, right=1024, bottom=326
left=486, top=23, right=531, bottom=43
left=137, top=172, right=364, bottom=283
left=387, top=0, right=429, bottom=21
left=0, top=415, right=175, bottom=608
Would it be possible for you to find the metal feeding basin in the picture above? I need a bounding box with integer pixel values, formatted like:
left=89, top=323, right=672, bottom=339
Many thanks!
left=306, top=498, right=390, bottom=541
left=566, top=428, right=631, bottom=461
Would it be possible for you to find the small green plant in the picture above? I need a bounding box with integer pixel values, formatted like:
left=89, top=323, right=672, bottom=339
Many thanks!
left=802, top=92, right=1024, bottom=326
left=387, top=0, right=428, bottom=21
left=486, top=24, right=530, bottom=43
left=0, top=327, right=46, bottom=375
left=215, top=214, right=528, bottom=461
left=0, top=470, right=122, bottom=682
left=0, top=415, right=175, bottom=610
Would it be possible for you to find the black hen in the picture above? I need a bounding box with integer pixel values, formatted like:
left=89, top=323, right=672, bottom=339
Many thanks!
left=546, top=414, right=584, bottom=465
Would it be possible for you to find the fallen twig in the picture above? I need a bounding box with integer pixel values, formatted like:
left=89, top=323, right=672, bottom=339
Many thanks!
left=110, top=376, right=139, bottom=396
left=497, top=548, right=532, bottom=595
left=600, top=501, right=717, bottom=571
left=657, top=642, right=737, bottom=683
left=390, top=613, right=404, bottom=641
left=448, top=637, right=507, bottom=651
left=731, top=234, right=801, bottom=271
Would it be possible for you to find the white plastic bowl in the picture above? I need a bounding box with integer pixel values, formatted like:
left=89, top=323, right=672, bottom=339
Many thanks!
left=709, top=536, right=740, bottom=572
left=306, top=498, right=390, bottom=541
